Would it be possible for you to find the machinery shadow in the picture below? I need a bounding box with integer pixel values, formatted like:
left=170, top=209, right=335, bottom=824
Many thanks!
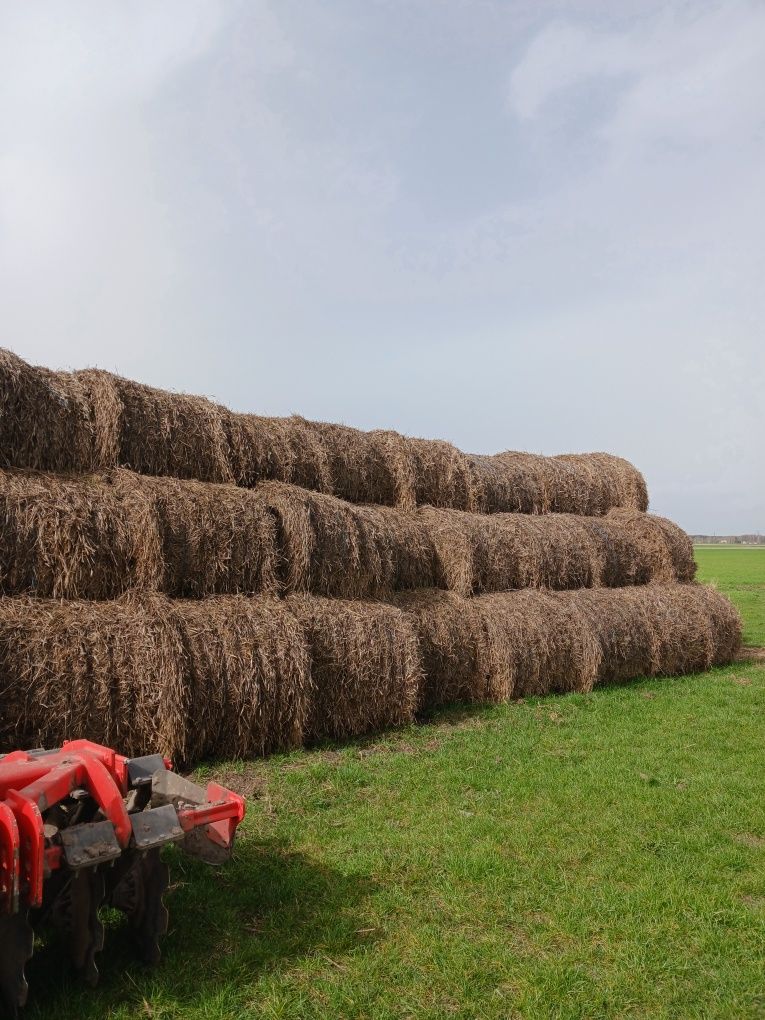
left=24, top=836, right=376, bottom=1018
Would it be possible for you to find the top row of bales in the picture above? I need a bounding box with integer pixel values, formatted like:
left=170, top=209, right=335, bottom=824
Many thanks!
left=0, top=349, right=648, bottom=515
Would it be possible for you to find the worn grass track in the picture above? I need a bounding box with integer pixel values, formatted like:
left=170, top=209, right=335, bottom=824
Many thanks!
left=28, top=548, right=765, bottom=1020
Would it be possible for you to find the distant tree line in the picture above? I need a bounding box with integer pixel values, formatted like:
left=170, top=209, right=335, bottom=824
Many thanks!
left=692, top=535, right=764, bottom=545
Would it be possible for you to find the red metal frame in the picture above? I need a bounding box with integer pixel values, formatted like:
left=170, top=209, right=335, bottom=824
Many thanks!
left=0, top=741, right=245, bottom=915
left=177, top=781, right=246, bottom=849
left=0, top=802, right=20, bottom=915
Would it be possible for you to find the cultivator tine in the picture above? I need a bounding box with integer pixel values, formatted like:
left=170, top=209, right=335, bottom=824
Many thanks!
left=0, top=910, right=34, bottom=1017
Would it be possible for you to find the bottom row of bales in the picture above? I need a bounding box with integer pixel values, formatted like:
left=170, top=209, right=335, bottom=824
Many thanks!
left=0, top=584, right=740, bottom=767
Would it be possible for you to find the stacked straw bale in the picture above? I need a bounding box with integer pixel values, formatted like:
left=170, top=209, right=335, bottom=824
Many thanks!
left=0, top=585, right=740, bottom=763
left=172, top=597, right=311, bottom=762
left=78, top=368, right=233, bottom=483
left=0, top=469, right=692, bottom=601
left=395, top=584, right=741, bottom=710
left=469, top=451, right=648, bottom=515
left=0, top=593, right=188, bottom=757
left=111, top=472, right=279, bottom=597
left=0, top=350, right=95, bottom=473
left=0, top=347, right=743, bottom=765
left=287, top=596, right=421, bottom=741
left=239, top=480, right=441, bottom=597
left=2, top=349, right=648, bottom=515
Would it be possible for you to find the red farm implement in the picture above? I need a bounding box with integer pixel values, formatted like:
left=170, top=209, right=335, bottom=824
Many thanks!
left=0, top=740, right=245, bottom=1016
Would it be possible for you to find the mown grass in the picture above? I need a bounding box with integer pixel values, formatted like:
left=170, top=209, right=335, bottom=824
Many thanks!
left=695, top=546, right=765, bottom=646
left=28, top=551, right=765, bottom=1020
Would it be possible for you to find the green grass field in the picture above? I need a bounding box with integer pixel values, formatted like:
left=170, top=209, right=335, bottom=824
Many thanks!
left=29, top=549, right=765, bottom=1020
left=695, top=545, right=765, bottom=646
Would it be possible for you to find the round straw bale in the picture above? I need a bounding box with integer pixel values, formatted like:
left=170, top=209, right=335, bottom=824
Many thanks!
left=224, top=412, right=294, bottom=487
left=696, top=584, right=743, bottom=664
left=655, top=585, right=714, bottom=674
left=367, top=430, right=418, bottom=509
left=254, top=481, right=438, bottom=598
left=605, top=509, right=696, bottom=583
left=364, top=432, right=473, bottom=511
left=404, top=436, right=474, bottom=511
left=482, top=451, right=649, bottom=515
left=76, top=368, right=124, bottom=467
left=78, top=370, right=233, bottom=483
left=353, top=503, right=440, bottom=593
left=0, top=593, right=188, bottom=760
left=173, top=596, right=311, bottom=763
left=554, top=584, right=741, bottom=683
left=546, top=454, right=607, bottom=515
left=483, top=452, right=554, bottom=513
left=576, top=516, right=643, bottom=588
left=253, top=481, right=360, bottom=596
left=467, top=454, right=529, bottom=513
left=289, top=595, right=420, bottom=741
left=642, top=584, right=723, bottom=676
left=488, top=514, right=598, bottom=591
left=0, top=468, right=161, bottom=599
left=553, top=453, right=649, bottom=514
left=392, top=590, right=511, bottom=709
left=558, top=587, right=658, bottom=684
left=297, top=421, right=400, bottom=506
left=417, top=508, right=479, bottom=597
left=479, top=590, right=601, bottom=697
left=110, top=470, right=279, bottom=597
left=0, top=349, right=95, bottom=473
left=225, top=413, right=332, bottom=492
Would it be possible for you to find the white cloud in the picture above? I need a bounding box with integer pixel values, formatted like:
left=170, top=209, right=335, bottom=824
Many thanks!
left=508, top=21, right=642, bottom=120
left=508, top=3, right=765, bottom=152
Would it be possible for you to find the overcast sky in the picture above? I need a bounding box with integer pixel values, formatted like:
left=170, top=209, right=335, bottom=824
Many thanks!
left=1, top=0, right=763, bottom=533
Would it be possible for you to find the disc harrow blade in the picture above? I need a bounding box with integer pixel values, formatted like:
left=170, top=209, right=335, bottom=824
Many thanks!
left=107, top=848, right=170, bottom=965
left=0, top=910, right=34, bottom=1018
left=51, top=868, right=107, bottom=987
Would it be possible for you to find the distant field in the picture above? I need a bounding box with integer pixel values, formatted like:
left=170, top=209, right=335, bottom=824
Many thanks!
left=27, top=546, right=765, bottom=1020
left=695, top=545, right=765, bottom=646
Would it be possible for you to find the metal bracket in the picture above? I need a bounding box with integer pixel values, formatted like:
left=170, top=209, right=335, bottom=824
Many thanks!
left=130, top=805, right=184, bottom=851
left=126, top=755, right=167, bottom=788
left=60, top=821, right=122, bottom=870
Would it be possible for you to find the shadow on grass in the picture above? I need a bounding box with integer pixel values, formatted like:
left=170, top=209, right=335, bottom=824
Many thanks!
left=25, top=836, right=376, bottom=1018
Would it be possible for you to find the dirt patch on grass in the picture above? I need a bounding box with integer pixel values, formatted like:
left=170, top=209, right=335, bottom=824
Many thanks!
left=734, top=833, right=765, bottom=849
left=206, top=766, right=268, bottom=800
left=737, top=646, right=765, bottom=662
